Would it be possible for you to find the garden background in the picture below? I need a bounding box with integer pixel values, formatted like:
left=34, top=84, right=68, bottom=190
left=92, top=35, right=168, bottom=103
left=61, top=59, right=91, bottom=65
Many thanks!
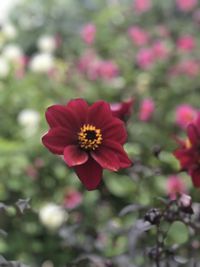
left=0, top=0, right=200, bottom=266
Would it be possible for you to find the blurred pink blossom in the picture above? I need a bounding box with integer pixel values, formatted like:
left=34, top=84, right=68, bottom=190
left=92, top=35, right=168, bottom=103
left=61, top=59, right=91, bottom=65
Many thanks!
left=176, top=35, right=196, bottom=52
left=179, top=193, right=192, bottom=208
left=139, top=98, right=155, bottom=121
left=167, top=175, right=186, bottom=200
left=175, top=104, right=197, bottom=128
left=15, top=55, right=29, bottom=79
left=81, top=23, right=96, bottom=45
left=25, top=166, right=38, bottom=179
left=55, top=33, right=63, bottom=48
left=136, top=48, right=155, bottom=69
left=110, top=98, right=134, bottom=121
left=156, top=25, right=170, bottom=38
left=128, top=26, right=149, bottom=46
left=169, top=60, right=200, bottom=77
left=64, top=189, right=83, bottom=209
left=77, top=50, right=101, bottom=80
left=77, top=50, right=97, bottom=72
left=98, top=60, right=119, bottom=80
left=180, top=60, right=200, bottom=76
left=176, top=0, right=197, bottom=12
left=193, top=9, right=200, bottom=24
left=152, top=41, right=169, bottom=60
left=133, top=0, right=152, bottom=13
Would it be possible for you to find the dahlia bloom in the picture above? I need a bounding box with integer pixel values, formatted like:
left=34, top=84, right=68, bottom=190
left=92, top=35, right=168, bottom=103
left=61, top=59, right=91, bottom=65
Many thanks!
left=110, top=99, right=134, bottom=121
left=133, top=0, right=152, bottom=14
left=152, top=41, right=169, bottom=60
left=42, top=99, right=132, bottom=190
left=175, top=104, right=197, bottom=129
left=63, top=189, right=83, bottom=209
left=128, top=26, right=149, bottom=46
left=166, top=175, right=186, bottom=200
left=98, top=60, right=119, bottom=80
left=136, top=48, right=155, bottom=69
left=174, top=113, right=200, bottom=187
left=176, top=0, right=197, bottom=12
left=81, top=23, right=96, bottom=45
left=139, top=99, right=155, bottom=121
left=176, top=35, right=196, bottom=53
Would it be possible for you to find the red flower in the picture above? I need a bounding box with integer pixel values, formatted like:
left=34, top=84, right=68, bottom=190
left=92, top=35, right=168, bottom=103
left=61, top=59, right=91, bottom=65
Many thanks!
left=174, top=113, right=200, bottom=187
left=110, top=98, right=134, bottom=121
left=42, top=99, right=132, bottom=190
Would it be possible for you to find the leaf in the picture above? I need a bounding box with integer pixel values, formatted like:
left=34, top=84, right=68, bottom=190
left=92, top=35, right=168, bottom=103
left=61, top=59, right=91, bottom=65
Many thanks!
left=0, top=255, right=8, bottom=265
left=105, top=174, right=136, bottom=197
left=119, top=204, right=147, bottom=217
left=166, top=221, right=189, bottom=245
left=0, top=229, right=8, bottom=238
left=0, top=203, right=8, bottom=211
left=15, top=199, right=31, bottom=214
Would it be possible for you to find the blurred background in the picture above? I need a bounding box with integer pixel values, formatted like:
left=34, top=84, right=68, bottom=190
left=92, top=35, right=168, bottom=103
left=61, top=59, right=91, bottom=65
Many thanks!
left=0, top=0, right=200, bottom=266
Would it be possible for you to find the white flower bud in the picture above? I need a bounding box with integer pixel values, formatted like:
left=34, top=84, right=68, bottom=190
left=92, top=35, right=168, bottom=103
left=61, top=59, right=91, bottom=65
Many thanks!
left=3, top=44, right=22, bottom=62
left=2, top=23, right=17, bottom=39
left=38, top=35, right=56, bottom=53
left=0, top=57, right=10, bottom=78
left=17, top=109, right=40, bottom=137
left=29, top=53, right=54, bottom=73
left=39, top=203, right=68, bottom=230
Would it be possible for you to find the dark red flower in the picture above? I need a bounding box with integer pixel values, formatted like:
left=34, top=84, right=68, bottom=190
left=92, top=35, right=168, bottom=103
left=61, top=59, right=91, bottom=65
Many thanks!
left=110, top=98, right=134, bottom=121
left=42, top=99, right=132, bottom=190
left=174, top=112, right=200, bottom=187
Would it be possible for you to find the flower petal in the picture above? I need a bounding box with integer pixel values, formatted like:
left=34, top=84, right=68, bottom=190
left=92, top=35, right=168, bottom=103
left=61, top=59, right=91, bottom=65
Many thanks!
left=42, top=127, right=75, bottom=154
left=91, top=141, right=132, bottom=171
left=64, top=145, right=88, bottom=167
left=45, top=103, right=86, bottom=131
left=66, top=98, right=89, bottom=126
left=187, top=124, right=199, bottom=145
left=46, top=105, right=70, bottom=128
left=88, top=100, right=113, bottom=128
left=190, top=168, right=200, bottom=187
left=102, top=118, right=127, bottom=144
left=74, top=158, right=103, bottom=190
left=103, top=140, right=133, bottom=168
left=173, top=149, right=194, bottom=169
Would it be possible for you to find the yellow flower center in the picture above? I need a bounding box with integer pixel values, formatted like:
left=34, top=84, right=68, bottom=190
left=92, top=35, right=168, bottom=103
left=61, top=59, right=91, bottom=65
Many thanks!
left=78, top=124, right=102, bottom=151
left=185, top=138, right=192, bottom=149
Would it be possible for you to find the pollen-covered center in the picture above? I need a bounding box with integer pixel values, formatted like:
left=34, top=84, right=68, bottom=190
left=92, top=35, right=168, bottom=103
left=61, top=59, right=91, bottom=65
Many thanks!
left=78, top=124, right=102, bottom=150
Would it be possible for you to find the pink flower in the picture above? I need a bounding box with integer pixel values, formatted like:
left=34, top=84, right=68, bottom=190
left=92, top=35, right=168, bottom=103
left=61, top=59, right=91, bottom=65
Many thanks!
left=110, top=98, right=134, bottom=121
left=181, top=60, right=200, bottom=76
left=98, top=60, right=119, bottom=80
left=77, top=50, right=101, bottom=80
left=169, top=60, right=200, bottom=77
left=179, top=193, right=192, bottom=208
left=139, top=98, right=155, bottom=121
left=133, top=0, right=152, bottom=13
left=15, top=55, right=29, bottom=79
left=25, top=166, right=38, bottom=179
left=63, top=189, right=83, bottom=209
left=152, top=41, right=169, bottom=60
left=128, top=26, right=149, bottom=46
left=155, top=25, right=170, bottom=38
left=81, top=23, right=96, bottom=45
left=136, top=48, right=155, bottom=69
left=176, top=0, right=197, bottom=12
left=175, top=104, right=197, bottom=129
left=176, top=35, right=196, bottom=52
left=167, top=175, right=186, bottom=200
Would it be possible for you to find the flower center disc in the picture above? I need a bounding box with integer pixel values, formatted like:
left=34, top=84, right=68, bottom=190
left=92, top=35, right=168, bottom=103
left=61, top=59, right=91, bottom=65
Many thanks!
left=78, top=124, right=102, bottom=150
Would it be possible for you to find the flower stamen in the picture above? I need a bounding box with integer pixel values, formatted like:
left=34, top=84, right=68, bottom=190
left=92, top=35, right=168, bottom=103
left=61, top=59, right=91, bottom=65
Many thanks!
left=185, top=138, right=192, bottom=149
left=78, top=124, right=102, bottom=150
